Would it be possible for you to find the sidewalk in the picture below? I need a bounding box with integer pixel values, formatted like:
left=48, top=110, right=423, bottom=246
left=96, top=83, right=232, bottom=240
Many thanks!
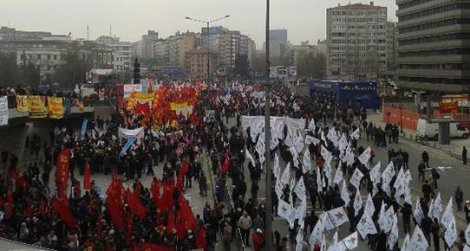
left=368, top=112, right=468, bottom=161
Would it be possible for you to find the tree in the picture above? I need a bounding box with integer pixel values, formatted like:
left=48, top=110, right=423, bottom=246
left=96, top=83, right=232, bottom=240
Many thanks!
left=233, top=54, right=250, bottom=78
left=53, top=47, right=91, bottom=90
left=20, top=62, right=40, bottom=86
left=0, top=52, right=21, bottom=87
left=296, top=52, right=326, bottom=79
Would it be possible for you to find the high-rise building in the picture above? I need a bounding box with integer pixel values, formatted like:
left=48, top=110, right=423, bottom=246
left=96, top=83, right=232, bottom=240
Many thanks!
left=326, top=2, right=387, bottom=80
left=141, top=30, right=158, bottom=59
left=153, top=31, right=198, bottom=69
left=289, top=41, right=318, bottom=67
left=386, top=22, right=398, bottom=78
left=269, top=29, right=288, bottom=58
left=395, top=0, right=470, bottom=92
left=202, top=26, right=254, bottom=69
left=185, top=47, right=219, bottom=79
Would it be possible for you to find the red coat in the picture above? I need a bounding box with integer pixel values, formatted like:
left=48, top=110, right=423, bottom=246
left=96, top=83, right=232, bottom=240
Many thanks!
left=252, top=232, right=265, bottom=251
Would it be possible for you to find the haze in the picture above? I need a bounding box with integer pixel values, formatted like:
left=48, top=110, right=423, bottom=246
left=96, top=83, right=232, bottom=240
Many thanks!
left=1, top=0, right=398, bottom=47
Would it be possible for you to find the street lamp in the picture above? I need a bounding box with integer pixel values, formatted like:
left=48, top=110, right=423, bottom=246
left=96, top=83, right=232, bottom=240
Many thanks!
left=264, top=0, right=273, bottom=249
left=185, top=15, right=230, bottom=82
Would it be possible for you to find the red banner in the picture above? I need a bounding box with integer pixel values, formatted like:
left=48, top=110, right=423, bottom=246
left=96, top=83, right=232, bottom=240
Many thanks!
left=56, top=149, right=71, bottom=198
left=84, top=161, right=91, bottom=190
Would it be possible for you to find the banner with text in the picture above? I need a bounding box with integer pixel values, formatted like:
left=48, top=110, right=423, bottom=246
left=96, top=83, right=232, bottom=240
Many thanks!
left=0, top=96, right=8, bottom=126
left=15, top=95, right=29, bottom=112
left=47, top=97, right=64, bottom=119
left=28, top=96, right=47, bottom=118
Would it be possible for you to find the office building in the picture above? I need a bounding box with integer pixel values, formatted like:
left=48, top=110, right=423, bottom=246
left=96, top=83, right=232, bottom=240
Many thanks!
left=326, top=2, right=387, bottom=80
left=395, top=0, right=470, bottom=92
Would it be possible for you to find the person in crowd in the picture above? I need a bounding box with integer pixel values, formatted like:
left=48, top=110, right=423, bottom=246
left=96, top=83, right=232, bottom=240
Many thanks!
left=463, top=146, right=467, bottom=165
left=455, top=185, right=464, bottom=211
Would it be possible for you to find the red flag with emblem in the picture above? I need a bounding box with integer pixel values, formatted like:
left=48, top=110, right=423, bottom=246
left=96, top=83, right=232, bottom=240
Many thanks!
left=83, top=161, right=91, bottom=190
left=106, top=171, right=125, bottom=229
left=195, top=227, right=207, bottom=250
left=55, top=149, right=71, bottom=198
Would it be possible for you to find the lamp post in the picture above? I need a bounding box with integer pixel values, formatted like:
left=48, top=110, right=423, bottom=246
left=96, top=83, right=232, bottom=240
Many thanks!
left=185, top=15, right=230, bottom=82
left=264, top=0, right=273, bottom=249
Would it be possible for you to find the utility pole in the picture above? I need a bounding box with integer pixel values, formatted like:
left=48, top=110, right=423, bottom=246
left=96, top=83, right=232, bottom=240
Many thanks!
left=264, top=0, right=273, bottom=249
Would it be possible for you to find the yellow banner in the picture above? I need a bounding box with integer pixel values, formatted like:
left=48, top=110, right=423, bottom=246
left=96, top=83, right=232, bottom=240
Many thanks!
left=135, top=93, right=154, bottom=104
left=16, top=95, right=29, bottom=112
left=28, top=96, right=47, bottom=118
left=170, top=102, right=188, bottom=111
left=47, top=97, right=64, bottom=119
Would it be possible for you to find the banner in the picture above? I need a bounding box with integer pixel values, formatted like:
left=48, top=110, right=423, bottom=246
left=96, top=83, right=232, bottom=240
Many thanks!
left=0, top=96, right=8, bottom=126
left=15, top=95, right=29, bottom=112
left=170, top=102, right=193, bottom=118
left=118, top=127, right=144, bottom=141
left=123, top=84, right=142, bottom=97
left=55, top=149, right=71, bottom=198
left=28, top=96, right=47, bottom=118
left=47, top=97, right=64, bottom=119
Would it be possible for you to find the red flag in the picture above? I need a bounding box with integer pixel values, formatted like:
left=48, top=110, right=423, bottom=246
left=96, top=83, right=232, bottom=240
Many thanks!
left=195, top=228, right=207, bottom=250
left=126, top=189, right=147, bottom=220
left=150, top=179, right=161, bottom=208
left=51, top=196, right=77, bottom=229
left=159, top=180, right=175, bottom=212
left=133, top=182, right=142, bottom=198
left=83, top=161, right=91, bottom=190
left=176, top=196, right=196, bottom=239
left=107, top=197, right=125, bottom=229
left=55, top=149, right=71, bottom=198
left=166, top=211, right=175, bottom=235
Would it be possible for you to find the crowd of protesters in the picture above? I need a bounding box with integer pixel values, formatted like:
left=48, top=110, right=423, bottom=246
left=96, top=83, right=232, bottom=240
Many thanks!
left=0, top=81, right=468, bottom=251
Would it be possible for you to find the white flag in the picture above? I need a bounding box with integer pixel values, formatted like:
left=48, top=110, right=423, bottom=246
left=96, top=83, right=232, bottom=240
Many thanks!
left=388, top=213, right=399, bottom=250
left=337, top=134, right=348, bottom=154
left=324, top=161, right=333, bottom=187
left=321, top=145, right=333, bottom=164
left=364, top=193, right=375, bottom=216
left=308, top=118, right=316, bottom=132
left=404, top=185, right=412, bottom=205
left=273, top=153, right=281, bottom=179
left=410, top=225, right=429, bottom=251
left=444, top=215, right=457, bottom=247
left=414, top=198, right=425, bottom=225
left=339, top=232, right=358, bottom=250
left=295, top=229, right=304, bottom=251
left=357, top=214, right=378, bottom=239
left=245, top=149, right=256, bottom=167
left=369, top=161, right=381, bottom=185
left=357, top=147, right=371, bottom=166
left=353, top=191, right=363, bottom=216
left=428, top=192, right=443, bottom=222
left=333, top=163, right=344, bottom=185
left=350, top=168, right=364, bottom=190
left=317, top=167, right=323, bottom=193
left=441, top=197, right=454, bottom=227
left=255, top=138, right=265, bottom=156
left=278, top=199, right=292, bottom=219
left=401, top=234, right=410, bottom=251
left=381, top=161, right=395, bottom=196
left=379, top=204, right=395, bottom=233
left=305, top=135, right=320, bottom=146
left=280, top=163, right=291, bottom=186
left=350, top=128, right=360, bottom=140
left=326, top=207, right=348, bottom=230
left=341, top=181, right=350, bottom=206
left=296, top=198, right=307, bottom=226
left=302, top=149, right=312, bottom=174
left=309, top=215, right=324, bottom=247
left=290, top=177, right=296, bottom=192
left=294, top=177, right=306, bottom=200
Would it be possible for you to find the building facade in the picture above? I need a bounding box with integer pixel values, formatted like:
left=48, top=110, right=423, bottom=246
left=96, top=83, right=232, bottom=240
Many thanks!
left=269, top=29, right=288, bottom=58
left=185, top=47, right=219, bottom=79
left=141, top=30, right=158, bottom=59
left=0, top=27, right=112, bottom=84
left=386, top=22, right=398, bottom=78
left=96, top=35, right=132, bottom=72
left=395, top=0, right=470, bottom=92
left=290, top=41, right=318, bottom=67
left=326, top=2, right=387, bottom=80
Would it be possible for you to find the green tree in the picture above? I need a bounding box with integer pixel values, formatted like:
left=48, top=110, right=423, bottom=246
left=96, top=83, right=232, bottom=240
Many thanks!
left=233, top=54, right=250, bottom=78
left=0, top=52, right=21, bottom=87
left=53, top=47, right=91, bottom=89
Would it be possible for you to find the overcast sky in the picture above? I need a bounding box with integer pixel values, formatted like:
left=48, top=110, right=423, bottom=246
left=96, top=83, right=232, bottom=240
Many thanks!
left=1, top=0, right=397, bottom=48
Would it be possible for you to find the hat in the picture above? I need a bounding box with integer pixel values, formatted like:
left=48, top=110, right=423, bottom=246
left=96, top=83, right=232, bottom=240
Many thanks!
left=256, top=228, right=262, bottom=234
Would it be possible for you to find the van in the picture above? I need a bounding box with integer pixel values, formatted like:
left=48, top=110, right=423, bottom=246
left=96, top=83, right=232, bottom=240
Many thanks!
left=416, top=118, right=469, bottom=140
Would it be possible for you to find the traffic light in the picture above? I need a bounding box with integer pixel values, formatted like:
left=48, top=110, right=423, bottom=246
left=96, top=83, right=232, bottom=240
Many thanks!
left=133, top=58, right=140, bottom=84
